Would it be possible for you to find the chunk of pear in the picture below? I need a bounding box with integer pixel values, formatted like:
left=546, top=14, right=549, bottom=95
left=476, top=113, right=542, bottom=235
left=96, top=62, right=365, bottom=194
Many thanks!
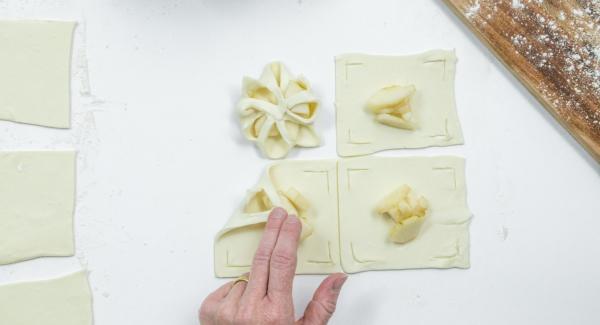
left=366, top=85, right=416, bottom=113
left=244, top=189, right=273, bottom=213
left=279, top=188, right=313, bottom=240
left=375, top=113, right=415, bottom=130
left=389, top=215, right=425, bottom=244
left=376, top=185, right=428, bottom=244
left=366, top=85, right=417, bottom=131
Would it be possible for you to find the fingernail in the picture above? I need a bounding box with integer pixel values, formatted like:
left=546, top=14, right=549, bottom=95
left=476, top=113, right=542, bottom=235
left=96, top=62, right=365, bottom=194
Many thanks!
left=333, top=275, right=348, bottom=291
left=271, top=207, right=287, bottom=219
left=287, top=214, right=300, bottom=223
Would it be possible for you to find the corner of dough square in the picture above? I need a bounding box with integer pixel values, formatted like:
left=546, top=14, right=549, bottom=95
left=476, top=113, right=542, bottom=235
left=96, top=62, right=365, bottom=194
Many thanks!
left=0, top=151, right=76, bottom=265
left=214, top=160, right=342, bottom=277
left=338, top=156, right=472, bottom=273
left=0, top=20, right=76, bottom=128
left=0, top=271, right=93, bottom=325
left=335, top=50, right=464, bottom=157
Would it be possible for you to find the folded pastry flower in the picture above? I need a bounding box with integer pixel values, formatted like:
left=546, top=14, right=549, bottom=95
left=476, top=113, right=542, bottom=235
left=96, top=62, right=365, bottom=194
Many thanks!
left=366, top=85, right=417, bottom=130
left=239, top=62, right=320, bottom=159
left=376, top=185, right=428, bottom=244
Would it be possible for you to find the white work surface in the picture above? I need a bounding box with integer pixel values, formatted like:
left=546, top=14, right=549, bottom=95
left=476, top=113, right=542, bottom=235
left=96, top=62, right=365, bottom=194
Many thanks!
left=1, top=0, right=599, bottom=324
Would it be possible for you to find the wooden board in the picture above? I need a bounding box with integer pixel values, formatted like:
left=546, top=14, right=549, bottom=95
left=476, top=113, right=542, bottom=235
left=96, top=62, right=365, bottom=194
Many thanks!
left=442, top=0, right=600, bottom=162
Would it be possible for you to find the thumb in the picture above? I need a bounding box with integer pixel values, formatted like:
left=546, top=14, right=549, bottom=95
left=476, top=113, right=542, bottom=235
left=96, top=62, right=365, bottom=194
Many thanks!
left=298, top=273, right=348, bottom=325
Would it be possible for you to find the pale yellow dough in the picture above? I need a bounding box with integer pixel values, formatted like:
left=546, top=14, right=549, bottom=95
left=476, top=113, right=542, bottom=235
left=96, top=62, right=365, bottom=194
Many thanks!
left=214, top=156, right=472, bottom=276
left=376, top=185, right=428, bottom=244
left=335, top=50, right=464, bottom=156
left=339, top=156, right=471, bottom=273
left=0, top=20, right=76, bottom=128
left=0, top=271, right=93, bottom=325
left=238, top=62, right=321, bottom=159
left=215, top=160, right=341, bottom=277
left=0, top=151, right=76, bottom=265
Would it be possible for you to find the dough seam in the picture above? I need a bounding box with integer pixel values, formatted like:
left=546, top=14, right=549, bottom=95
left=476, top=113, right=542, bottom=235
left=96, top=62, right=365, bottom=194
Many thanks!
left=335, top=161, right=343, bottom=270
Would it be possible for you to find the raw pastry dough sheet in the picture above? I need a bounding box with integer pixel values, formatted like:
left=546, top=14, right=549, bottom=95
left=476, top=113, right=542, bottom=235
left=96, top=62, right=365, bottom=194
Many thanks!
left=215, top=157, right=472, bottom=277
left=338, top=156, right=472, bottom=273
left=0, top=151, right=76, bottom=265
left=0, top=20, right=75, bottom=128
left=335, top=50, right=464, bottom=156
left=215, top=160, right=342, bottom=277
left=0, top=271, right=93, bottom=325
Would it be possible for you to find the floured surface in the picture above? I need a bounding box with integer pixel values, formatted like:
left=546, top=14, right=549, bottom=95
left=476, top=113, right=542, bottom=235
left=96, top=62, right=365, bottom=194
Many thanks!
left=0, top=20, right=75, bottom=128
left=443, top=0, right=600, bottom=162
left=0, top=151, right=76, bottom=265
left=338, top=156, right=471, bottom=273
left=215, top=160, right=341, bottom=277
left=0, top=271, right=93, bottom=325
left=336, top=50, right=464, bottom=156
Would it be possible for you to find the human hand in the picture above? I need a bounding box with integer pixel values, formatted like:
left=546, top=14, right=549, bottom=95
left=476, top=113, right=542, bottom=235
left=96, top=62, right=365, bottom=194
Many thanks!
left=200, top=207, right=347, bottom=325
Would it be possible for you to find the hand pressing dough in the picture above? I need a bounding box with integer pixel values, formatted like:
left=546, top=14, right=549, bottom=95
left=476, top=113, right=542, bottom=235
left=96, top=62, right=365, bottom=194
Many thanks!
left=0, top=271, right=93, bottom=325
left=335, top=50, right=464, bottom=156
left=239, top=62, right=320, bottom=159
left=0, top=151, right=76, bottom=265
left=338, top=156, right=472, bottom=273
left=376, top=185, right=428, bottom=244
left=241, top=187, right=313, bottom=240
left=215, top=156, right=472, bottom=276
left=0, top=20, right=76, bottom=128
left=214, top=160, right=341, bottom=277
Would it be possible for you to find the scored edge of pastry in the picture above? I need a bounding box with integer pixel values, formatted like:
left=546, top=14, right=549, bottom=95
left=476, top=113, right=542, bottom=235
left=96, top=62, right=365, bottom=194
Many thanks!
left=366, top=85, right=417, bottom=130
left=376, top=185, right=428, bottom=244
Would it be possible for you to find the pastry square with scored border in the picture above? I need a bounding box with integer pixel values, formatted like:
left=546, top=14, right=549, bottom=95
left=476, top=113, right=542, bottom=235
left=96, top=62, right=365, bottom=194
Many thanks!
left=214, top=160, right=342, bottom=277
left=335, top=50, right=464, bottom=156
left=338, top=156, right=472, bottom=273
